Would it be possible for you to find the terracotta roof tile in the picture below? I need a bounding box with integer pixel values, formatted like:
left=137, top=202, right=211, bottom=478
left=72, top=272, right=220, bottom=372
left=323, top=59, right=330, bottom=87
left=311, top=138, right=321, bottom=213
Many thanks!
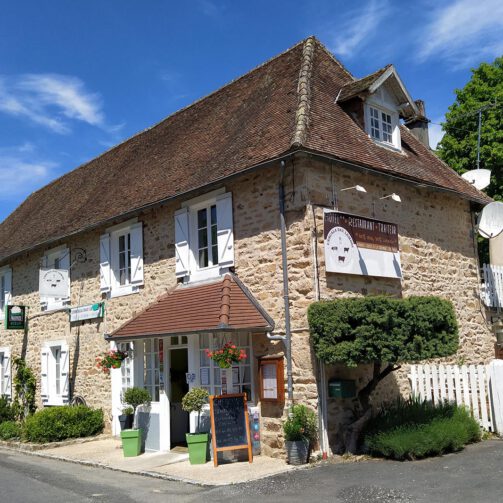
left=109, top=274, right=274, bottom=339
left=337, top=65, right=391, bottom=102
left=0, top=37, right=490, bottom=263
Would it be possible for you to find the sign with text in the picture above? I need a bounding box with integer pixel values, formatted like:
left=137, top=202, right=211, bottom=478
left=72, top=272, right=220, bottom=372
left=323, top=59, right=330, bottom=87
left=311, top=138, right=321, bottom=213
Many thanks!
left=209, top=393, right=253, bottom=467
left=39, top=268, right=69, bottom=298
left=324, top=210, right=402, bottom=279
left=69, top=303, right=104, bottom=323
left=5, top=305, right=26, bottom=330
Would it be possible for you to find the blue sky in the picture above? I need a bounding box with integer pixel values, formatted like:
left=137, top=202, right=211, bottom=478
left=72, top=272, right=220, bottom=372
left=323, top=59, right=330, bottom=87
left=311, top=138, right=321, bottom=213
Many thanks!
left=1, top=0, right=502, bottom=221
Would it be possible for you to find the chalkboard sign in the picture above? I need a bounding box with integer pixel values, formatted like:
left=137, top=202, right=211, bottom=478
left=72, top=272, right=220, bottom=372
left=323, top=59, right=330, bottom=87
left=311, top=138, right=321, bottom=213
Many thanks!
left=209, top=393, right=252, bottom=467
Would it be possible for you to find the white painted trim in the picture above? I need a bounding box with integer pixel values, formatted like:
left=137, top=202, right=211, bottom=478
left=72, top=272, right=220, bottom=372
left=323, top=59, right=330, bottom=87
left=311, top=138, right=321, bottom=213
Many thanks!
left=364, top=102, right=401, bottom=151
left=106, top=217, right=138, bottom=234
left=41, top=340, right=69, bottom=406
left=181, top=187, right=225, bottom=208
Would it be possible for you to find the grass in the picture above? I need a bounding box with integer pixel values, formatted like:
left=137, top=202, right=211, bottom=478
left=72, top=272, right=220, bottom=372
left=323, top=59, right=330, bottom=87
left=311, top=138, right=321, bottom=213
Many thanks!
left=363, top=396, right=481, bottom=460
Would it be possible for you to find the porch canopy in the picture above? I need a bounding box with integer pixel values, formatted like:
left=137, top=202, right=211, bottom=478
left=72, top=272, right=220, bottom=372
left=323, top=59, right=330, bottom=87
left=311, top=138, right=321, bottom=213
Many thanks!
left=106, top=273, right=274, bottom=340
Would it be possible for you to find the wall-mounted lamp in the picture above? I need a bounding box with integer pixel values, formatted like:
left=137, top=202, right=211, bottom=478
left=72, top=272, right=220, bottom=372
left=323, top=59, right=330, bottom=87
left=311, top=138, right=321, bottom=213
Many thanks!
left=380, top=193, right=401, bottom=203
left=341, top=185, right=367, bottom=193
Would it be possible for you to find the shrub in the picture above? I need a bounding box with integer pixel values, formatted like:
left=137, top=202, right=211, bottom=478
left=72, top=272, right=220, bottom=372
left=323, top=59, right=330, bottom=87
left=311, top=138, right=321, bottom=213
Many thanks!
left=0, top=421, right=21, bottom=440
left=182, top=387, right=208, bottom=432
left=0, top=396, right=15, bottom=424
left=122, top=387, right=151, bottom=413
left=24, top=406, right=104, bottom=443
left=283, top=404, right=318, bottom=444
left=364, top=398, right=480, bottom=460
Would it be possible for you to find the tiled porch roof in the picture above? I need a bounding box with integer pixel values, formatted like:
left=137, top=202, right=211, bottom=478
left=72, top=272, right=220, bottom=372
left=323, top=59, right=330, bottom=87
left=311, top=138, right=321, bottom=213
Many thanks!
left=108, top=274, right=274, bottom=340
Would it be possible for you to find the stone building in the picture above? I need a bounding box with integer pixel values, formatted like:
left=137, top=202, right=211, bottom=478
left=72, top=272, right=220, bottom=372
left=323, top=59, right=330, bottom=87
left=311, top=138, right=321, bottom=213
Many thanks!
left=0, top=37, right=494, bottom=457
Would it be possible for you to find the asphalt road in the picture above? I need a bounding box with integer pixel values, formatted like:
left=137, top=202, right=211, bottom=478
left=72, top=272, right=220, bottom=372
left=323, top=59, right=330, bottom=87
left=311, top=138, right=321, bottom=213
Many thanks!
left=1, top=440, right=503, bottom=502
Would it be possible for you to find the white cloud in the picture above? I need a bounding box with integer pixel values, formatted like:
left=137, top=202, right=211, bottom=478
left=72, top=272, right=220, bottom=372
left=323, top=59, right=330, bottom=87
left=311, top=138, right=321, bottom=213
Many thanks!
left=429, top=118, right=445, bottom=150
left=329, top=0, right=390, bottom=58
left=0, top=74, right=105, bottom=134
left=419, top=0, right=503, bottom=68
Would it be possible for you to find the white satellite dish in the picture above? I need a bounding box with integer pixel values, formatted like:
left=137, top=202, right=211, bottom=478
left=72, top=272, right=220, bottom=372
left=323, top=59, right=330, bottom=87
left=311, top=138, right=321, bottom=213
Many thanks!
left=461, top=169, right=491, bottom=191
left=478, top=202, right=503, bottom=238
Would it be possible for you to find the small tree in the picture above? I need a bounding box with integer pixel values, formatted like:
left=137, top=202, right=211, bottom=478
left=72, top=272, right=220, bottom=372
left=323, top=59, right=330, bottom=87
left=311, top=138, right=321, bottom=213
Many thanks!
left=308, top=296, right=458, bottom=453
left=122, top=387, right=151, bottom=429
left=12, top=357, right=37, bottom=421
left=182, top=387, right=209, bottom=433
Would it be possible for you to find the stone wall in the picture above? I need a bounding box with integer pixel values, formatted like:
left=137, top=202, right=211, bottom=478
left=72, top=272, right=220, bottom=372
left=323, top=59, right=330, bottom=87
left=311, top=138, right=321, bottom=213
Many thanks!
left=0, top=153, right=494, bottom=457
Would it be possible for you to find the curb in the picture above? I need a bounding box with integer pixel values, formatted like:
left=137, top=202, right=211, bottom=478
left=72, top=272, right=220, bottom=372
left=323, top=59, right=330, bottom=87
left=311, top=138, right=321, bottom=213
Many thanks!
left=0, top=444, right=311, bottom=488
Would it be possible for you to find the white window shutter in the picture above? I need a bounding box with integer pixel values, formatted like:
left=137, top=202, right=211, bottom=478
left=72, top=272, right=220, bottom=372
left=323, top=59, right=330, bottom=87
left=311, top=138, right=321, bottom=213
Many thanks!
left=100, top=233, right=112, bottom=293
left=59, top=248, right=71, bottom=301
left=175, top=208, right=190, bottom=278
left=130, top=222, right=144, bottom=286
left=3, top=267, right=12, bottom=308
left=3, top=348, right=11, bottom=399
left=61, top=344, right=70, bottom=403
left=40, top=349, right=49, bottom=402
left=216, top=192, right=234, bottom=267
left=39, top=255, right=48, bottom=306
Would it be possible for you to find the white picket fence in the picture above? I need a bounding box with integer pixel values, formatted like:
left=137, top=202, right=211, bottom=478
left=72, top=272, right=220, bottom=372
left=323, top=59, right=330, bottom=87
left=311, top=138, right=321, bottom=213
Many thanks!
left=409, top=361, right=503, bottom=433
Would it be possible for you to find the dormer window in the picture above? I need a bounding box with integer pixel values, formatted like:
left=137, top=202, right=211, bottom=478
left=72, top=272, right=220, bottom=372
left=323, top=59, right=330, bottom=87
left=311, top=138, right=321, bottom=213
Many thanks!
left=365, top=103, right=400, bottom=150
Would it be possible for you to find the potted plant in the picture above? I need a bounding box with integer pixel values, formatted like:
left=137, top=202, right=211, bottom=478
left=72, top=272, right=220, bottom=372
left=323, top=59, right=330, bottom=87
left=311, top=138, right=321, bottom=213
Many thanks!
left=120, top=387, right=151, bottom=457
left=283, top=404, right=318, bottom=465
left=182, top=387, right=209, bottom=464
left=205, top=343, right=247, bottom=369
left=96, top=349, right=129, bottom=374
left=118, top=406, right=134, bottom=431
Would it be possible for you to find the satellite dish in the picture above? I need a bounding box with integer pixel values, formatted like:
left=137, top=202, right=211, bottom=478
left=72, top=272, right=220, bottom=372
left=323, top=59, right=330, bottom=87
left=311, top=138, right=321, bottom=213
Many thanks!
left=478, top=202, right=503, bottom=238
left=462, top=169, right=491, bottom=191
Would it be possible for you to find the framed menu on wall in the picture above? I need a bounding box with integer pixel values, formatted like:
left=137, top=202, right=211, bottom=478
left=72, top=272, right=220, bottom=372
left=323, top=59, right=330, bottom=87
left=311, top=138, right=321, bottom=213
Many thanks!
left=259, top=357, right=284, bottom=403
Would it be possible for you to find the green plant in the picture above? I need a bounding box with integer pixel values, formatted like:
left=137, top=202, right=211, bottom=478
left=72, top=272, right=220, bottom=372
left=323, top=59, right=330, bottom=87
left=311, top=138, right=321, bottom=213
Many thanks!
left=122, top=387, right=151, bottom=428
left=121, top=406, right=134, bottom=416
left=308, top=296, right=458, bottom=452
left=0, top=420, right=22, bottom=440
left=24, top=405, right=104, bottom=443
left=0, top=396, right=15, bottom=424
left=182, top=387, right=209, bottom=433
left=96, top=349, right=129, bottom=375
left=365, top=406, right=480, bottom=460
left=12, top=357, right=37, bottom=421
left=283, top=404, right=318, bottom=444
left=205, top=343, right=247, bottom=369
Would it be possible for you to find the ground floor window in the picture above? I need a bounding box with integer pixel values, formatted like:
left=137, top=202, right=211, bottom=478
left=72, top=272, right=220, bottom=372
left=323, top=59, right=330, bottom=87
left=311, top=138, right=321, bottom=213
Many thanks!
left=0, top=348, right=11, bottom=398
left=117, top=342, right=133, bottom=396
left=199, top=333, right=252, bottom=400
left=143, top=338, right=163, bottom=401
left=41, top=341, right=69, bottom=405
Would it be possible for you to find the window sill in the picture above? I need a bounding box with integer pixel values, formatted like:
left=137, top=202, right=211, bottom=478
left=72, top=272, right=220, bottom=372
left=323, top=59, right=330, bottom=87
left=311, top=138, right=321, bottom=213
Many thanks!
left=41, top=302, right=71, bottom=313
left=371, top=139, right=404, bottom=154
left=110, top=285, right=141, bottom=299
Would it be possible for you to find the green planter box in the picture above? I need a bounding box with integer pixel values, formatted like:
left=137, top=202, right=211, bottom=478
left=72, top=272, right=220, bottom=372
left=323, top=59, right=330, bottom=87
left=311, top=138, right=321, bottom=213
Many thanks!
left=186, top=433, right=209, bottom=464
left=328, top=379, right=356, bottom=398
left=121, top=429, right=142, bottom=457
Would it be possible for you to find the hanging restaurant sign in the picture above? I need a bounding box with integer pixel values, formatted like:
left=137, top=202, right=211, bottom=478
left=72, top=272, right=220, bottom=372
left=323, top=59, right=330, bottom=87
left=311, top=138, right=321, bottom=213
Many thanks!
left=5, top=305, right=26, bottom=330
left=39, top=268, right=70, bottom=298
left=70, top=302, right=105, bottom=323
left=324, top=210, right=402, bottom=279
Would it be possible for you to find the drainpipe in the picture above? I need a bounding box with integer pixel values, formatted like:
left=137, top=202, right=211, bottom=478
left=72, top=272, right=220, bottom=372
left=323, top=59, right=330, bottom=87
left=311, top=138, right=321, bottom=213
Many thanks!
left=279, top=160, right=294, bottom=401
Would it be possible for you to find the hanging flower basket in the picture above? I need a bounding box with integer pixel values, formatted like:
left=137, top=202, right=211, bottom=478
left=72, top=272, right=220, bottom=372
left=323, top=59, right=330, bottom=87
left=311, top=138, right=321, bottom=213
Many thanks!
left=96, top=349, right=129, bottom=374
left=205, top=343, right=247, bottom=369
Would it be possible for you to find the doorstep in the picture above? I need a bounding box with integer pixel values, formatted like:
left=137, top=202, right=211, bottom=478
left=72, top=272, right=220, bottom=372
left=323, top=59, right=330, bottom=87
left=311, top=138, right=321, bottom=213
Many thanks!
left=0, top=436, right=301, bottom=486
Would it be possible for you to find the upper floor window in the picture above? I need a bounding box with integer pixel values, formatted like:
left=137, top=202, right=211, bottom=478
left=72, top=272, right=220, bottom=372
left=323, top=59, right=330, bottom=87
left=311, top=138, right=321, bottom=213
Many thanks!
left=367, top=104, right=399, bottom=149
left=40, top=247, right=70, bottom=311
left=0, top=266, right=12, bottom=320
left=100, top=220, right=144, bottom=298
left=175, top=189, right=234, bottom=282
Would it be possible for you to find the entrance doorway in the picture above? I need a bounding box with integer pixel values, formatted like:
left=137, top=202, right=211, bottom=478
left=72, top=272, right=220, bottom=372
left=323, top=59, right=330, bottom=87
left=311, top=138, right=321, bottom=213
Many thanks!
left=169, top=347, right=189, bottom=446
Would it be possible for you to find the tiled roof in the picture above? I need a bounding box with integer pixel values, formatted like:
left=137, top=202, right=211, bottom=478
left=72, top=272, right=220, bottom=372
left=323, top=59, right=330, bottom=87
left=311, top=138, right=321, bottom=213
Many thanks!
left=0, top=37, right=490, bottom=263
left=108, top=274, right=274, bottom=339
left=336, top=65, right=391, bottom=102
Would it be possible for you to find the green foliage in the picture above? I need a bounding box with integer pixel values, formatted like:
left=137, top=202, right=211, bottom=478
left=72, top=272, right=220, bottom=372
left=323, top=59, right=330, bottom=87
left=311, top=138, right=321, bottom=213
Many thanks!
left=182, top=387, right=209, bottom=414
left=0, top=396, right=15, bottom=424
left=437, top=57, right=503, bottom=264
left=121, top=406, right=134, bottom=416
left=308, top=296, right=458, bottom=366
left=24, top=406, right=104, bottom=443
left=283, top=404, right=318, bottom=443
left=12, top=357, right=37, bottom=420
left=364, top=399, right=480, bottom=460
left=122, top=387, right=151, bottom=413
left=0, top=420, right=22, bottom=440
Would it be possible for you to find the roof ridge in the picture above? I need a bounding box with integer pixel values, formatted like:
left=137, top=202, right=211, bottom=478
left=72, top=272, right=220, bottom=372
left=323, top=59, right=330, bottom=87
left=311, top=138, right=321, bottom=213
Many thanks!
left=291, top=36, right=316, bottom=148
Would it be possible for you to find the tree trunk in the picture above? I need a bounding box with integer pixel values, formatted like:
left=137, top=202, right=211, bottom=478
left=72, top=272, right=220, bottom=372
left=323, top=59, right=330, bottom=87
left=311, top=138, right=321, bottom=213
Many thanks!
left=343, top=362, right=400, bottom=454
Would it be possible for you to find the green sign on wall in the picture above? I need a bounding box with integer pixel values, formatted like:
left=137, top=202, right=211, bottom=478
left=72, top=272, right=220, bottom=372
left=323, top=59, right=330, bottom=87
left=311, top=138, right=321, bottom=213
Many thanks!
left=5, top=305, right=26, bottom=330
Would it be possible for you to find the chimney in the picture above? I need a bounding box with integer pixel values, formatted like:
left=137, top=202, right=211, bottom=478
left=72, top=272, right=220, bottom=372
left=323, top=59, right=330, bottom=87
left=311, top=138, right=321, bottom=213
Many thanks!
left=405, top=99, right=430, bottom=148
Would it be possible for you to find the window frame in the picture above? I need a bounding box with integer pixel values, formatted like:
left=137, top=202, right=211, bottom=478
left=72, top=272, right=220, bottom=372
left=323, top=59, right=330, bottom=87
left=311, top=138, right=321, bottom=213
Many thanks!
left=0, top=348, right=9, bottom=397
left=0, top=266, right=12, bottom=321
left=42, top=340, right=69, bottom=406
left=365, top=102, right=401, bottom=151
left=40, top=246, right=71, bottom=312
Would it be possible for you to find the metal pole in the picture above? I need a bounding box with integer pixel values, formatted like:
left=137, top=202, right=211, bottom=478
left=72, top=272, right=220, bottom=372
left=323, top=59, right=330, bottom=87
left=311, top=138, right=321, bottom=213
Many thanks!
left=477, top=109, right=482, bottom=170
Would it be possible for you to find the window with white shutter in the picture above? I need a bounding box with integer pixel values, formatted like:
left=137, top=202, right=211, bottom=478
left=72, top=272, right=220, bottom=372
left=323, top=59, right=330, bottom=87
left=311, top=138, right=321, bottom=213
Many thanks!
left=41, top=341, right=69, bottom=406
left=0, top=266, right=12, bottom=321
left=0, top=347, right=12, bottom=399
left=40, top=246, right=70, bottom=311
left=101, top=220, right=144, bottom=298
left=177, top=189, right=234, bottom=282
